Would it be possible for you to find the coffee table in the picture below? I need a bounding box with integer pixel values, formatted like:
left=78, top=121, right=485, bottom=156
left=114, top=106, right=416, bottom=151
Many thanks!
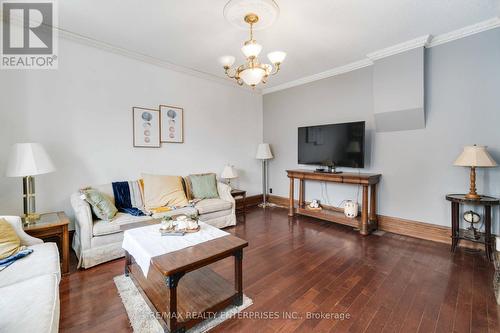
left=122, top=221, right=248, bottom=333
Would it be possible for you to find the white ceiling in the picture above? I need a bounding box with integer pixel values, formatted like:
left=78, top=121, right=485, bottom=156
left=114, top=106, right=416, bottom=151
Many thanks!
left=59, top=0, right=499, bottom=88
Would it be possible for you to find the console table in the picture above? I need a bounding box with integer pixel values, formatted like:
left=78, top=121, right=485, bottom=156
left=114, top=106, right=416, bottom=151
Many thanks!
left=286, top=169, right=381, bottom=235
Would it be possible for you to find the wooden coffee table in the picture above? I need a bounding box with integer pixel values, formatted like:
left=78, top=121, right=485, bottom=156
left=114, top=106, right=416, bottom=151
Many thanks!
left=123, top=222, right=248, bottom=333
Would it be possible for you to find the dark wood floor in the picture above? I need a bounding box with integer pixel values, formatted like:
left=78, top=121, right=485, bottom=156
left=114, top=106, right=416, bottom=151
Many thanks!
left=60, top=207, right=499, bottom=333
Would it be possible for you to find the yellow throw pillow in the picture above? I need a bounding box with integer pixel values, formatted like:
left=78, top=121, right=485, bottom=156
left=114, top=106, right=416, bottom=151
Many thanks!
left=142, top=174, right=189, bottom=210
left=0, top=218, right=21, bottom=260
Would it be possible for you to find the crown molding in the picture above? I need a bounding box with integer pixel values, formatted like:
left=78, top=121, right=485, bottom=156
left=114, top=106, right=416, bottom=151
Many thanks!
left=264, top=17, right=500, bottom=95
left=366, top=35, right=431, bottom=61
left=0, top=13, right=257, bottom=93
left=427, top=17, right=500, bottom=47
left=57, top=28, right=261, bottom=94
left=262, top=59, right=373, bottom=94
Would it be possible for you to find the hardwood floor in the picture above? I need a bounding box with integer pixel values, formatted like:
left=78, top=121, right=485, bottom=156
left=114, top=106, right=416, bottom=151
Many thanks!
left=60, top=207, right=499, bottom=333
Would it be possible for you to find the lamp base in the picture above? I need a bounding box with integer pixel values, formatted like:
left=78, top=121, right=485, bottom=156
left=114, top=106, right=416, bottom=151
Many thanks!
left=465, top=193, right=481, bottom=200
left=23, top=213, right=40, bottom=225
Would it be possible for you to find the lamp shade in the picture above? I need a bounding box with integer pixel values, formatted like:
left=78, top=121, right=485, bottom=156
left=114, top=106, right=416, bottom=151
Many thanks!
left=240, top=67, right=266, bottom=86
left=256, top=143, right=273, bottom=160
left=221, top=165, right=238, bottom=179
left=454, top=145, right=497, bottom=167
left=6, top=143, right=56, bottom=177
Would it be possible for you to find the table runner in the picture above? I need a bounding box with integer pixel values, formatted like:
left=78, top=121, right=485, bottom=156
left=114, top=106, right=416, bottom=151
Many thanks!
left=122, top=222, right=229, bottom=277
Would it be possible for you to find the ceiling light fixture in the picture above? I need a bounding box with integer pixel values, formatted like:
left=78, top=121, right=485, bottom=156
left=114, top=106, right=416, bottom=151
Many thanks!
left=219, top=13, right=286, bottom=88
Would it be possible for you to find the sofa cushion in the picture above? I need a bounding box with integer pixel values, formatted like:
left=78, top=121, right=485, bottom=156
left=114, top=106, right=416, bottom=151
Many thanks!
left=151, top=206, right=198, bottom=219
left=198, top=208, right=233, bottom=221
left=188, top=173, right=219, bottom=199
left=92, top=213, right=154, bottom=237
left=81, top=188, right=118, bottom=221
left=0, top=273, right=59, bottom=333
left=142, top=174, right=189, bottom=209
left=0, top=218, right=21, bottom=260
left=195, top=199, right=232, bottom=215
left=0, top=243, right=60, bottom=288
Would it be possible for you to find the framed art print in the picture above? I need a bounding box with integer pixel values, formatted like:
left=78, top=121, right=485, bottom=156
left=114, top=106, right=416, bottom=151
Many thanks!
left=133, top=107, right=160, bottom=148
left=160, top=105, right=184, bottom=143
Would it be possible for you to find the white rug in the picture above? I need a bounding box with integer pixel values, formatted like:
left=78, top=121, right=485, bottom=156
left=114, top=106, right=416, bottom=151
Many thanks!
left=114, top=275, right=253, bottom=333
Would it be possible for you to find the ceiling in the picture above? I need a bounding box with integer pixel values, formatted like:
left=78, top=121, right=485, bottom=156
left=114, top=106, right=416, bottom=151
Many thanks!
left=58, top=0, right=500, bottom=89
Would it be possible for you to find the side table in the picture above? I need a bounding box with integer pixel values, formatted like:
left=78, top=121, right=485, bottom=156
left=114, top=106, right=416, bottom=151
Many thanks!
left=445, top=194, right=499, bottom=261
left=23, top=211, right=70, bottom=275
left=231, top=189, right=247, bottom=219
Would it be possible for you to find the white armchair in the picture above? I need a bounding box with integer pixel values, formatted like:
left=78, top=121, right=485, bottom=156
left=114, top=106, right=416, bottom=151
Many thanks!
left=0, top=216, right=43, bottom=246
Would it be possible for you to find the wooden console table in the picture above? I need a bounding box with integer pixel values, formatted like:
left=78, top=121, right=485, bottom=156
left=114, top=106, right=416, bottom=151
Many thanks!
left=286, top=169, right=381, bottom=235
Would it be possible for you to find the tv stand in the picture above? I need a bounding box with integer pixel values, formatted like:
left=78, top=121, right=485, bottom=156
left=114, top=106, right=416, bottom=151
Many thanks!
left=286, top=169, right=381, bottom=235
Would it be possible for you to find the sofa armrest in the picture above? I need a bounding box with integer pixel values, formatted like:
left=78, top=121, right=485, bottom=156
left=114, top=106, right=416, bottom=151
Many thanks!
left=217, top=182, right=235, bottom=205
left=0, top=215, right=43, bottom=246
left=70, top=192, right=93, bottom=251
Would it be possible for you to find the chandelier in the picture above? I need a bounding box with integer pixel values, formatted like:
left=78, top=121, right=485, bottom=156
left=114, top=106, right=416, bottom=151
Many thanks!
left=219, top=13, right=286, bottom=88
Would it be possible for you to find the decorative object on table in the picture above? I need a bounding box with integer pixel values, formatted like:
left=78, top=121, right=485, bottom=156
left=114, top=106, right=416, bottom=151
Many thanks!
left=454, top=145, right=497, bottom=200
left=256, top=143, right=274, bottom=208
left=446, top=194, right=499, bottom=261
left=23, top=211, right=70, bottom=274
left=159, top=214, right=200, bottom=236
left=306, top=199, right=322, bottom=211
left=221, top=165, right=238, bottom=188
left=132, top=107, right=160, bottom=148
left=160, top=105, right=183, bottom=143
left=219, top=1, right=285, bottom=87
left=463, top=210, right=481, bottom=240
left=344, top=200, right=359, bottom=218
left=6, top=142, right=56, bottom=223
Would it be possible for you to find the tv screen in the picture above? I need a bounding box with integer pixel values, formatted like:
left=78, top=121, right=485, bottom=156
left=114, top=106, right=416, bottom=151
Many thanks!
left=298, top=121, right=365, bottom=168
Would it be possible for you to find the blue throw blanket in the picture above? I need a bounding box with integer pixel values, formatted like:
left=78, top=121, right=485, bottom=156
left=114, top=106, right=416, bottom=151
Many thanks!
left=0, top=248, right=33, bottom=271
left=112, top=181, right=145, bottom=216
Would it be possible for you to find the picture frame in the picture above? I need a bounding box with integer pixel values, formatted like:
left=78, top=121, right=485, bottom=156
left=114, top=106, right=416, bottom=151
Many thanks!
left=132, top=107, right=161, bottom=148
left=160, top=105, right=184, bottom=143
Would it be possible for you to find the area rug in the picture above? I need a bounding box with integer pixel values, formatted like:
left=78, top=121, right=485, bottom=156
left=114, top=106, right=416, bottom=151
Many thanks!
left=114, top=275, right=253, bottom=333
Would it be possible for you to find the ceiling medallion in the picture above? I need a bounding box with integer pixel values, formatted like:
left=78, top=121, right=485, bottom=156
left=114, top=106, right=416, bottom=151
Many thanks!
left=219, top=1, right=286, bottom=88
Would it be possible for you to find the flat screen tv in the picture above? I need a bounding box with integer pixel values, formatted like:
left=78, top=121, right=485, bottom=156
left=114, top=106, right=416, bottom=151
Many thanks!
left=298, top=121, right=365, bottom=168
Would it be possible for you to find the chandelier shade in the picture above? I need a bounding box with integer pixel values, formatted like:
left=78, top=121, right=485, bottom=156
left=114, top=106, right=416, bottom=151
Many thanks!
left=241, top=40, right=262, bottom=58
left=219, top=11, right=285, bottom=88
left=267, top=51, right=286, bottom=64
left=240, top=67, right=266, bottom=86
left=219, top=55, right=236, bottom=68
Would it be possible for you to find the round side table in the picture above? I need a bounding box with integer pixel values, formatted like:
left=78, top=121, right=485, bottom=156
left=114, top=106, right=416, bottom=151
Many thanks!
left=445, top=194, right=499, bottom=261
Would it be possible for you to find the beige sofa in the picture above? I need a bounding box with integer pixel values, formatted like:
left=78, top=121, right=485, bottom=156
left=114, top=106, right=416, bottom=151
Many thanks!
left=71, top=181, right=236, bottom=269
left=0, top=216, right=61, bottom=333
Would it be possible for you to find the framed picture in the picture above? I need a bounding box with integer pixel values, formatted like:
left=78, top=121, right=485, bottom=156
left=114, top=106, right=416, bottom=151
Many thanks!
left=132, top=107, right=160, bottom=148
left=160, top=105, right=184, bottom=143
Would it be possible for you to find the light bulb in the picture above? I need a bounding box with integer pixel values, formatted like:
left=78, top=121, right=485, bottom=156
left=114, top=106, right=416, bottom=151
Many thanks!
left=241, top=40, right=262, bottom=59
left=267, top=51, right=286, bottom=64
left=240, top=68, right=266, bottom=86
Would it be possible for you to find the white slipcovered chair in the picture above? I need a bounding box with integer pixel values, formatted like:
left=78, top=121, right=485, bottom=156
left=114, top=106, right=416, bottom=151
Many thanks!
left=0, top=216, right=61, bottom=333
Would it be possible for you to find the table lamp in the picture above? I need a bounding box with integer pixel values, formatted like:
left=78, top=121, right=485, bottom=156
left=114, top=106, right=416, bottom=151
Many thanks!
left=6, top=143, right=56, bottom=222
left=221, top=165, right=238, bottom=188
left=256, top=143, right=273, bottom=208
left=454, top=145, right=497, bottom=200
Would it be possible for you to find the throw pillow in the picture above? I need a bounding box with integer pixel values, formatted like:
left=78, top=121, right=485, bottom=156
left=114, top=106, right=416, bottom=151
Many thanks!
left=0, top=218, right=21, bottom=260
left=188, top=173, right=219, bottom=199
left=142, top=174, right=189, bottom=210
left=81, top=188, right=118, bottom=221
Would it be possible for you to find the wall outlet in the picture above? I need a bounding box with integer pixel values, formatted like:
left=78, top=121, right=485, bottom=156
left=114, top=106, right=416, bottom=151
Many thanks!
left=269, top=188, right=273, bottom=194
